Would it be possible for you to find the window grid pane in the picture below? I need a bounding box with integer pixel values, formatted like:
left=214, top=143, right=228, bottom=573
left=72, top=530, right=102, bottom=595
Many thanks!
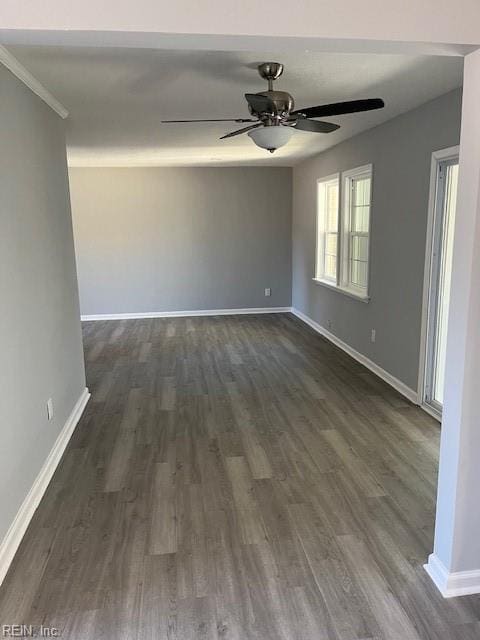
left=353, top=177, right=371, bottom=205
left=325, top=254, right=337, bottom=280
left=350, top=259, right=368, bottom=288
left=324, top=232, right=338, bottom=279
left=326, top=184, right=338, bottom=232
left=352, top=205, right=370, bottom=233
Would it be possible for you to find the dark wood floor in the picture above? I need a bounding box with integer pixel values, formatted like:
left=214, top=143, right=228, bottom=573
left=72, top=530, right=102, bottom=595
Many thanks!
left=1, top=313, right=480, bottom=639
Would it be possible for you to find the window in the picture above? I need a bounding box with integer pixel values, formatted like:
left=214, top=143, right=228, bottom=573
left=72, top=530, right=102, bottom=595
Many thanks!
left=314, top=164, right=372, bottom=301
left=341, top=165, right=372, bottom=295
left=315, top=175, right=339, bottom=282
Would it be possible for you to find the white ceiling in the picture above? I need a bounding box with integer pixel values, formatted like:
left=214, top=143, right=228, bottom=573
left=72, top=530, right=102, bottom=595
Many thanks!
left=9, top=46, right=463, bottom=167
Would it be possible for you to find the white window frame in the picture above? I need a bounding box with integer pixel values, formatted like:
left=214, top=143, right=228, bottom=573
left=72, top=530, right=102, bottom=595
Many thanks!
left=315, top=173, right=340, bottom=284
left=340, top=164, right=373, bottom=299
left=313, top=164, right=373, bottom=303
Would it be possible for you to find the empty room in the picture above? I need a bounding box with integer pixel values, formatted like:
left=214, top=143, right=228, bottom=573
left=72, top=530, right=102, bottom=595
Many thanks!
left=1, top=5, right=480, bottom=639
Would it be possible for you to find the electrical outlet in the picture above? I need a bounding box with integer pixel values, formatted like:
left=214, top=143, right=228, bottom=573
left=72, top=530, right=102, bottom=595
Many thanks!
left=264, top=287, right=271, bottom=297
left=371, top=329, right=376, bottom=343
left=47, top=398, right=54, bottom=421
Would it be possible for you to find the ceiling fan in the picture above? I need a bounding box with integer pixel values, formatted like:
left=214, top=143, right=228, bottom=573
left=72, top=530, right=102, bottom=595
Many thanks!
left=162, top=62, right=385, bottom=153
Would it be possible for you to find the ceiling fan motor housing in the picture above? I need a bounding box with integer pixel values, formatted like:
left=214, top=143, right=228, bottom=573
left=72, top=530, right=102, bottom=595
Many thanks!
left=252, top=91, right=295, bottom=120
left=252, top=63, right=295, bottom=120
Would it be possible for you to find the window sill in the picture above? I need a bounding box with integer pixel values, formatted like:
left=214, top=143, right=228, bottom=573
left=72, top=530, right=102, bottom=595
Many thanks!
left=312, top=278, right=370, bottom=303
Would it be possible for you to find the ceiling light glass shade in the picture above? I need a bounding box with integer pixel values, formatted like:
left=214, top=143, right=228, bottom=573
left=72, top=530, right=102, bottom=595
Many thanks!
left=248, top=126, right=293, bottom=152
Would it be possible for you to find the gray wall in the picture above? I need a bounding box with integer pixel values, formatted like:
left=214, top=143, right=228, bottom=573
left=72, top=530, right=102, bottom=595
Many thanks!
left=69, top=167, right=292, bottom=315
left=0, top=66, right=86, bottom=543
left=293, top=89, right=462, bottom=391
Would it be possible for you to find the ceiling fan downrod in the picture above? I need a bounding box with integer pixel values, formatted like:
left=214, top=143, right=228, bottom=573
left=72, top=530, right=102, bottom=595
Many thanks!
left=257, top=61, right=284, bottom=91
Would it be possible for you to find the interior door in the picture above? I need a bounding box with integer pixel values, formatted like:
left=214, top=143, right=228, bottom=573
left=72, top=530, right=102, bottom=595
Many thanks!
left=424, top=156, right=459, bottom=416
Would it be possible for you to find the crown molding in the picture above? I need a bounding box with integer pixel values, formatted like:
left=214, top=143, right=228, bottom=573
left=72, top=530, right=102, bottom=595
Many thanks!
left=0, top=45, right=68, bottom=119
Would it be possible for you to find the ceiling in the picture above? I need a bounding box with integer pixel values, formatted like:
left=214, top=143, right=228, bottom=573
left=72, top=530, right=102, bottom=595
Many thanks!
left=9, top=46, right=464, bottom=167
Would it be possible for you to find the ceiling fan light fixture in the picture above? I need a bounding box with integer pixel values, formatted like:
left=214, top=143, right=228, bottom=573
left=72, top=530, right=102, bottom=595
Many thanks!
left=248, top=126, right=293, bottom=153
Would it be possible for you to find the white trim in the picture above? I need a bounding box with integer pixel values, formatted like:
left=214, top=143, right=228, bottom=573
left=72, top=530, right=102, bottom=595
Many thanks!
left=421, top=402, right=442, bottom=422
left=0, top=45, right=69, bottom=119
left=424, top=553, right=480, bottom=597
left=291, top=307, right=418, bottom=403
left=418, top=146, right=460, bottom=411
left=316, top=172, right=340, bottom=184
left=312, top=277, right=370, bottom=303
left=81, top=307, right=292, bottom=321
left=341, top=163, right=374, bottom=180
left=0, top=387, right=90, bottom=586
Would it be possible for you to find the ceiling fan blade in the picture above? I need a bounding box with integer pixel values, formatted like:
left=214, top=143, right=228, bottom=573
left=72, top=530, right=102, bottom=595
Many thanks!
left=161, top=118, right=255, bottom=123
left=220, top=123, right=262, bottom=140
left=245, top=93, right=275, bottom=113
left=292, top=98, right=385, bottom=119
left=295, top=119, right=340, bottom=133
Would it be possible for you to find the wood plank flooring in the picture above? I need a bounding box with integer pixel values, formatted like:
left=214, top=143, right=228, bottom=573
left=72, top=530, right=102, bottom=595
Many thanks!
left=1, top=313, right=479, bottom=639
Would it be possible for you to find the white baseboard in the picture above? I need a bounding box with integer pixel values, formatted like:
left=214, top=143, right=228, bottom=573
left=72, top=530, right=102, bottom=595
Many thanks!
left=0, top=387, right=90, bottom=586
left=421, top=402, right=442, bottom=422
left=81, top=307, right=292, bottom=321
left=424, top=553, right=480, bottom=597
left=291, top=308, right=419, bottom=404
